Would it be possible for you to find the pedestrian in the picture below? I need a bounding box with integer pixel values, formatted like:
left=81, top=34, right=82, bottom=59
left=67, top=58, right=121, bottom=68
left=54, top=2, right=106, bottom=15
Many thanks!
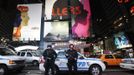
left=43, top=45, right=57, bottom=75
left=65, top=44, right=78, bottom=75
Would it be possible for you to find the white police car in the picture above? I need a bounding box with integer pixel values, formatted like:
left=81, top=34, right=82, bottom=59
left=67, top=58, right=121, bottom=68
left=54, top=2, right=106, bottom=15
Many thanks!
left=39, top=50, right=106, bottom=75
left=120, top=58, right=134, bottom=70
left=0, top=47, right=25, bottom=75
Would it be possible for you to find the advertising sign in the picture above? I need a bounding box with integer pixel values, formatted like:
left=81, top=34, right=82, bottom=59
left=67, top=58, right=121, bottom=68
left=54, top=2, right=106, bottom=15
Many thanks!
left=71, top=0, right=91, bottom=38
left=13, top=3, right=42, bottom=41
left=114, top=32, right=132, bottom=49
left=44, top=21, right=69, bottom=42
left=44, top=0, right=91, bottom=38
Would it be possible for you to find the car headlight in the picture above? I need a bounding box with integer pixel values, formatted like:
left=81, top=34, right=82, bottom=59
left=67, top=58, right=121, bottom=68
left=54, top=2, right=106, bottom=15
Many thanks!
left=9, top=60, right=15, bottom=64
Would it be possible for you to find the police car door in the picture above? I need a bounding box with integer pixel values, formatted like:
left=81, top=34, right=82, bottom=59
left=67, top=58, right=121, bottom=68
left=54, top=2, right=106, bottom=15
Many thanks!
left=77, top=53, right=89, bottom=71
left=55, top=51, right=68, bottom=71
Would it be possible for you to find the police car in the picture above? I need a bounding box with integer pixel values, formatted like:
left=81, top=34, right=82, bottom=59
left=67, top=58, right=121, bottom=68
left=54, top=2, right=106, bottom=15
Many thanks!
left=39, top=50, right=106, bottom=75
left=0, top=47, right=25, bottom=75
left=120, top=58, right=134, bottom=70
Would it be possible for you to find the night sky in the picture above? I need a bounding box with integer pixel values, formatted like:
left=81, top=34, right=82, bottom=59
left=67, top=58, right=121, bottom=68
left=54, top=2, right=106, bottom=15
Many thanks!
left=0, top=0, right=41, bottom=40
left=0, top=0, right=17, bottom=40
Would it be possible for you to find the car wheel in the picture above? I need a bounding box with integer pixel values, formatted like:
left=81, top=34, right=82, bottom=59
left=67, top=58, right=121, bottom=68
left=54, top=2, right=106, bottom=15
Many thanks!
left=32, top=60, right=39, bottom=66
left=0, top=65, right=7, bottom=75
left=89, top=65, right=102, bottom=75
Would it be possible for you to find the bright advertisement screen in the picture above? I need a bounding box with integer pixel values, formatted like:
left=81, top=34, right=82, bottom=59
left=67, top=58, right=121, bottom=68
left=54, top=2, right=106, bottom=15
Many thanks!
left=114, top=32, right=132, bottom=49
left=45, top=0, right=91, bottom=38
left=12, top=4, right=42, bottom=41
left=44, top=21, right=69, bottom=42
left=71, top=0, right=91, bottom=38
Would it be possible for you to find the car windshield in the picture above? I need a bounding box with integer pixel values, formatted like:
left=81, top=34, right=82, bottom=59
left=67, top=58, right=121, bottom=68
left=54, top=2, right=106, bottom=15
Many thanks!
left=57, top=51, right=66, bottom=58
left=0, top=48, right=16, bottom=55
left=31, top=52, right=40, bottom=56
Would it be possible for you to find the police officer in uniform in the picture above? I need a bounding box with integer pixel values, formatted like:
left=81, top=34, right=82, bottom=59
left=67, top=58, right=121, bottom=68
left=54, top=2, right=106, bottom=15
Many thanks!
left=66, top=44, right=78, bottom=75
left=43, top=45, right=57, bottom=75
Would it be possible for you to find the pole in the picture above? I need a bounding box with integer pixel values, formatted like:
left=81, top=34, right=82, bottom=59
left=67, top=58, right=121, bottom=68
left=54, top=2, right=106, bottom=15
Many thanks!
left=39, top=0, right=45, bottom=49
left=67, top=0, right=72, bottom=40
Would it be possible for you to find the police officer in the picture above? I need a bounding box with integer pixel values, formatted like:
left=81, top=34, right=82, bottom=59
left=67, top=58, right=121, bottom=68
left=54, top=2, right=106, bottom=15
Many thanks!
left=66, top=44, right=78, bottom=75
left=43, top=45, right=57, bottom=75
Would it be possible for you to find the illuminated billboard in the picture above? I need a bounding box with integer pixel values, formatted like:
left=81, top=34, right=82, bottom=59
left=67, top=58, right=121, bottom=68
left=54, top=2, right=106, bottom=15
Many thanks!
left=45, top=0, right=91, bottom=38
left=13, top=3, right=42, bottom=41
left=71, top=0, right=91, bottom=38
left=44, top=21, right=69, bottom=42
left=114, top=32, right=132, bottom=49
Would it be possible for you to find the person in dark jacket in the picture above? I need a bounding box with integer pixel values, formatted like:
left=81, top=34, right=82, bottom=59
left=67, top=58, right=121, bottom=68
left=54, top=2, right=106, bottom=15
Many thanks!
left=43, top=45, right=57, bottom=75
left=66, top=44, right=78, bottom=75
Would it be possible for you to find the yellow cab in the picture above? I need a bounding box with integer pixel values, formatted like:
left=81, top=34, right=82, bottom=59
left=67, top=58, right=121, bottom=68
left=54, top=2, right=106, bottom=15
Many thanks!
left=98, top=54, right=123, bottom=66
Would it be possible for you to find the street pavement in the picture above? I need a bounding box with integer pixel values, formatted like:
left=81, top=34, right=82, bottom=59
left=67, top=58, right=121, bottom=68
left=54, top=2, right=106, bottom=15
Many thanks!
left=10, top=65, right=134, bottom=75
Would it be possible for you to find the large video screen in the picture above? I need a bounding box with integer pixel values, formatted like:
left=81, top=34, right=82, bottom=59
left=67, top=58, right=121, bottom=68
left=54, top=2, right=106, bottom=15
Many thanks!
left=71, top=0, right=91, bottom=38
left=12, top=4, right=42, bottom=41
left=45, top=0, right=91, bottom=38
left=44, top=21, right=69, bottom=42
left=114, top=32, right=132, bottom=49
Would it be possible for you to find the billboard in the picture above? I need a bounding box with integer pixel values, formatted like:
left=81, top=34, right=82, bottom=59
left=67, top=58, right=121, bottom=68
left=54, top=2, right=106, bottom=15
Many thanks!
left=44, top=21, right=69, bottom=42
left=71, top=0, right=91, bottom=38
left=44, top=0, right=91, bottom=38
left=114, top=32, right=132, bottom=49
left=12, top=3, right=42, bottom=41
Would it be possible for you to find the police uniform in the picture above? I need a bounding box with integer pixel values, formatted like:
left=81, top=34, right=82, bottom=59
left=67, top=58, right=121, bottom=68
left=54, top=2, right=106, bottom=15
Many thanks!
left=66, top=47, right=78, bottom=74
left=43, top=45, right=57, bottom=75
